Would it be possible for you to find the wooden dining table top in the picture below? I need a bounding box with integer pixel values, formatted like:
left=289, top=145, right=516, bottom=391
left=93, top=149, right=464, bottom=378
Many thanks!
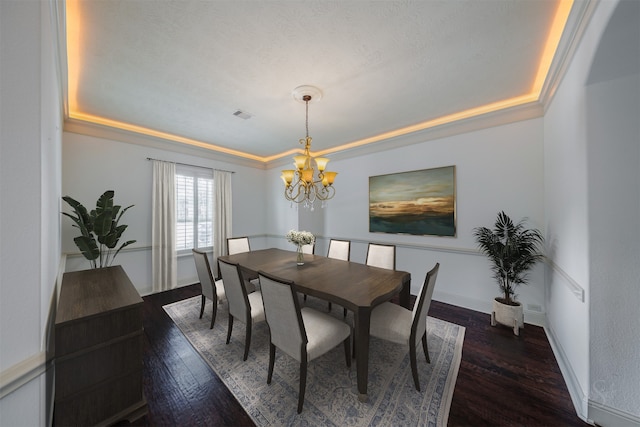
left=217, top=247, right=411, bottom=312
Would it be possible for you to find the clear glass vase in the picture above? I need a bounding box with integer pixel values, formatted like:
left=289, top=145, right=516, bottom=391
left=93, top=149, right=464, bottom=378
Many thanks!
left=296, top=245, right=304, bottom=266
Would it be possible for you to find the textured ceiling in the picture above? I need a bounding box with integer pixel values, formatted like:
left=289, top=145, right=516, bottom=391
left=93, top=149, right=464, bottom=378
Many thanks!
left=66, top=0, right=566, bottom=161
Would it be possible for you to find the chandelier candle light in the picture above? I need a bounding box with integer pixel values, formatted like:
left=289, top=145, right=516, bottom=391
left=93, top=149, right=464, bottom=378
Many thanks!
left=286, top=230, right=315, bottom=265
left=281, top=86, right=337, bottom=209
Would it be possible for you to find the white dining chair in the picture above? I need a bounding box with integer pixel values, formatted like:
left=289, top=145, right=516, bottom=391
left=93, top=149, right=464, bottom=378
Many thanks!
left=325, top=239, right=351, bottom=311
left=369, top=262, right=440, bottom=391
left=218, top=258, right=266, bottom=361
left=365, top=243, right=396, bottom=270
left=258, top=270, right=351, bottom=413
left=226, top=236, right=259, bottom=291
left=227, top=236, right=251, bottom=255
left=338, top=242, right=397, bottom=319
left=192, top=249, right=225, bottom=329
left=327, top=239, right=350, bottom=261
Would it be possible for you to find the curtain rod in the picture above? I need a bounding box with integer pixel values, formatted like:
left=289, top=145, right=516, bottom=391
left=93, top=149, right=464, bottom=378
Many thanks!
left=146, top=157, right=235, bottom=174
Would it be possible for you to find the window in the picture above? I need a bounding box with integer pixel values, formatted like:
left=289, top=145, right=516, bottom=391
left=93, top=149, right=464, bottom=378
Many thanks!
left=175, top=165, right=214, bottom=251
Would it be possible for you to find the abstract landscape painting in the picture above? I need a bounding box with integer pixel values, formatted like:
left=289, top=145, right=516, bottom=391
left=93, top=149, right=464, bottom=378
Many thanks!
left=369, top=166, right=456, bottom=236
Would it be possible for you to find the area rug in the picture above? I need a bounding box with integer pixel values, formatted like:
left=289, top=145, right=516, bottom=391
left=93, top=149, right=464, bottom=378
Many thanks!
left=163, top=295, right=465, bottom=426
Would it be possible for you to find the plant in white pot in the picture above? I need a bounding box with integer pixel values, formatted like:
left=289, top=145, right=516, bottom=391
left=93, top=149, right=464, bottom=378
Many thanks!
left=62, top=190, right=136, bottom=269
left=473, top=211, right=544, bottom=335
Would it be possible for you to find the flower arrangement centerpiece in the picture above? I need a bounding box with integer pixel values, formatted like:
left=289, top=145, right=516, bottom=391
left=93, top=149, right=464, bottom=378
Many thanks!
left=286, top=230, right=315, bottom=265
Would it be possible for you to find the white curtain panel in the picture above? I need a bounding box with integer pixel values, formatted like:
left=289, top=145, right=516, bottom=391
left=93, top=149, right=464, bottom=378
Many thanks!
left=213, top=170, right=233, bottom=278
left=152, top=160, right=177, bottom=292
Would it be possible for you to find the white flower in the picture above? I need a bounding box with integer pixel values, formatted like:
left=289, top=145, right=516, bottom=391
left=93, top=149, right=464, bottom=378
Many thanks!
left=286, top=230, right=315, bottom=246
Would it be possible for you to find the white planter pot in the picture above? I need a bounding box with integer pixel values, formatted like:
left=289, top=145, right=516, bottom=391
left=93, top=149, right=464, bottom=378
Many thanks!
left=491, top=298, right=524, bottom=336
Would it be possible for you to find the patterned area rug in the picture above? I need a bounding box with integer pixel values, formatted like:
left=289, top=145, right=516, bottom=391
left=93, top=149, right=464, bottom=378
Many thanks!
left=163, top=295, right=464, bottom=426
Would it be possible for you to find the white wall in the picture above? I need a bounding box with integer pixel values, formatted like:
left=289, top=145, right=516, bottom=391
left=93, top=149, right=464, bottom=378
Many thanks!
left=585, top=0, right=640, bottom=421
left=0, top=1, right=62, bottom=425
left=62, top=132, right=268, bottom=295
left=543, top=6, right=594, bottom=413
left=587, top=70, right=640, bottom=423
left=544, top=0, right=640, bottom=423
left=267, top=118, right=547, bottom=322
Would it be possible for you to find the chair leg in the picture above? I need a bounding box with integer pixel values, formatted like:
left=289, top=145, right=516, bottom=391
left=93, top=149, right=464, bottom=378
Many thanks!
left=267, top=343, right=276, bottom=384
left=422, top=333, right=430, bottom=363
left=226, top=315, right=234, bottom=344
left=298, top=361, right=307, bottom=413
left=410, top=344, right=421, bottom=392
left=327, top=301, right=332, bottom=312
left=199, top=295, right=206, bottom=319
left=243, top=322, right=252, bottom=361
left=343, top=307, right=347, bottom=318
left=343, top=337, right=351, bottom=368
left=210, top=299, right=217, bottom=329
left=352, top=332, right=357, bottom=359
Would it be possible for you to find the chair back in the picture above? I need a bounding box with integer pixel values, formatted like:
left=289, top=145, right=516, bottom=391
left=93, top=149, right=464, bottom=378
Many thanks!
left=218, top=258, right=250, bottom=321
left=258, top=271, right=307, bottom=362
left=411, top=263, right=440, bottom=344
left=227, top=236, right=251, bottom=255
left=301, top=243, right=315, bottom=255
left=327, top=239, right=350, bottom=261
left=193, top=249, right=215, bottom=301
left=366, top=243, right=396, bottom=270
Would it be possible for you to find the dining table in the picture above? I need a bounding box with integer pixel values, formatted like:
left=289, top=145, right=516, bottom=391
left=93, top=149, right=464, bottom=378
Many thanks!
left=217, top=247, right=411, bottom=402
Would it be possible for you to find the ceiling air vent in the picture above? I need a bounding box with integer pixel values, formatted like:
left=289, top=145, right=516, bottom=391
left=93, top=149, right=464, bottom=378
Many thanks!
left=233, top=110, right=252, bottom=120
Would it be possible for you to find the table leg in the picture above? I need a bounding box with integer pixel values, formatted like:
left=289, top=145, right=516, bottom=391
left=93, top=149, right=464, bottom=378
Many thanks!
left=354, top=306, right=371, bottom=402
left=399, top=274, right=411, bottom=309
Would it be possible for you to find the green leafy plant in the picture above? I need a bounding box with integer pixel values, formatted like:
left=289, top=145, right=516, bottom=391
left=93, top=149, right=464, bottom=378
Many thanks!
left=62, top=190, right=136, bottom=268
left=473, top=211, right=544, bottom=305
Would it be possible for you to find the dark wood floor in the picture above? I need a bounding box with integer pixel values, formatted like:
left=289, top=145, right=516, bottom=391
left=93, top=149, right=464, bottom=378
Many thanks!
left=135, top=284, right=589, bottom=426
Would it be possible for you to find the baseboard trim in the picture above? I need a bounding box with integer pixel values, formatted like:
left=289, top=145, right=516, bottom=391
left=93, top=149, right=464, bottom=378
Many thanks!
left=432, top=290, right=546, bottom=327
left=588, top=400, right=640, bottom=427
left=544, top=323, right=590, bottom=423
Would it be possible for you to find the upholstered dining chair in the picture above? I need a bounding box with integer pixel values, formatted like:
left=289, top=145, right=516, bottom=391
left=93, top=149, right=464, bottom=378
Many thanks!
left=369, top=262, right=440, bottom=391
left=365, top=243, right=396, bottom=270
left=225, top=236, right=259, bottom=291
left=192, top=249, right=226, bottom=329
left=325, top=239, right=351, bottom=311
left=338, top=242, right=396, bottom=318
left=300, top=243, right=315, bottom=302
left=258, top=270, right=352, bottom=413
left=227, top=236, right=251, bottom=255
left=301, top=243, right=315, bottom=255
left=218, top=258, right=266, bottom=361
left=327, top=239, right=350, bottom=261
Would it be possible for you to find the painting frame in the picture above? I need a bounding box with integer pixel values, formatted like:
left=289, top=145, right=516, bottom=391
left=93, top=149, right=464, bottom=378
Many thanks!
left=369, top=165, right=456, bottom=237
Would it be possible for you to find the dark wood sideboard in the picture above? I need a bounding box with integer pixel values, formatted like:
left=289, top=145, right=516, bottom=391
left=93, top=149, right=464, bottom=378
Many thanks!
left=54, top=265, right=147, bottom=426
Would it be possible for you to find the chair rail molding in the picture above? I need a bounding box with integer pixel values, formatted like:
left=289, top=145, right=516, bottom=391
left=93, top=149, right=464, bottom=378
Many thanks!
left=0, top=352, right=50, bottom=399
left=267, top=233, right=481, bottom=257
left=547, top=258, right=585, bottom=302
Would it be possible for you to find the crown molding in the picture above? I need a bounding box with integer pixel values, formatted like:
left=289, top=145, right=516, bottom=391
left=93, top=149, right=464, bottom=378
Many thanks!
left=265, top=100, right=543, bottom=168
left=540, top=0, right=599, bottom=109
left=64, top=118, right=267, bottom=169
left=66, top=95, right=543, bottom=171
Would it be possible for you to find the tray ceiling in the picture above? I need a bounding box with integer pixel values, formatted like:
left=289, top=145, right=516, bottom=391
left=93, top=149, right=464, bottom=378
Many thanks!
left=65, top=0, right=574, bottom=162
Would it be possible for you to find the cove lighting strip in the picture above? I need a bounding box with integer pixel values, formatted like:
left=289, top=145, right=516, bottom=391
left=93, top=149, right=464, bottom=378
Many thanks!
left=65, top=0, right=573, bottom=163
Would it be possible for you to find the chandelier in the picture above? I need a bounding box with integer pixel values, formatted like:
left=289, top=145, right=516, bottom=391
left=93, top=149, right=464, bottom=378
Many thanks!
left=281, top=86, right=337, bottom=208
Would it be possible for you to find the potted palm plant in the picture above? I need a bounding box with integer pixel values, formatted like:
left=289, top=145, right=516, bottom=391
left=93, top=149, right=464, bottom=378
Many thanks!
left=62, top=190, right=136, bottom=268
left=473, top=211, right=544, bottom=335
